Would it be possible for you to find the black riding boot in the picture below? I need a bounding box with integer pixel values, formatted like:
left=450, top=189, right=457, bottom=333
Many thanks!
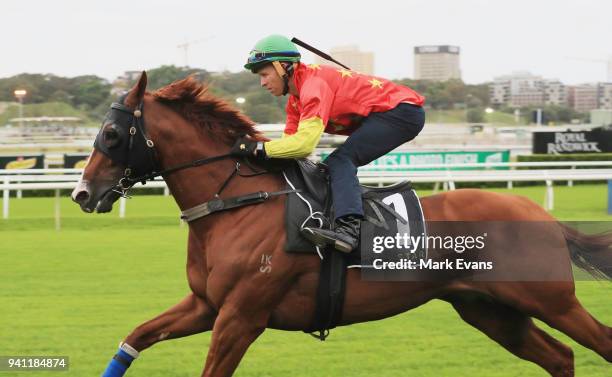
left=302, top=215, right=361, bottom=253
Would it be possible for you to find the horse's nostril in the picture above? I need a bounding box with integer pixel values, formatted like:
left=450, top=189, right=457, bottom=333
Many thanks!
left=74, top=190, right=90, bottom=204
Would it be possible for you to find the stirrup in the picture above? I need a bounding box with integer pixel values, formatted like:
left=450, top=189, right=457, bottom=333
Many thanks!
left=302, top=227, right=354, bottom=253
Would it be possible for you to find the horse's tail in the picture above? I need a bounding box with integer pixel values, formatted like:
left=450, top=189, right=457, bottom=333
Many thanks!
left=560, top=223, right=612, bottom=280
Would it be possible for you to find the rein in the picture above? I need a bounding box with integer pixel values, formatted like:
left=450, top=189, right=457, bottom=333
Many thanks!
left=118, top=152, right=236, bottom=192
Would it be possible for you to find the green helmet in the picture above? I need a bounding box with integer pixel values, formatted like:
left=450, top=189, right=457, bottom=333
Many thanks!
left=244, top=34, right=301, bottom=72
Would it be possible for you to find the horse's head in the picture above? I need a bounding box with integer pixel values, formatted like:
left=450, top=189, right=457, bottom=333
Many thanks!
left=72, top=71, right=266, bottom=213
left=72, top=72, right=157, bottom=213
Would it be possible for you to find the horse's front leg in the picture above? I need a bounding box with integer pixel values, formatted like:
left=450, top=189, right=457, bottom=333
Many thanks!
left=200, top=305, right=268, bottom=377
left=101, top=293, right=216, bottom=377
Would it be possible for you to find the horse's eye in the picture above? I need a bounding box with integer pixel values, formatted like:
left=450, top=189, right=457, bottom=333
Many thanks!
left=103, top=124, right=121, bottom=148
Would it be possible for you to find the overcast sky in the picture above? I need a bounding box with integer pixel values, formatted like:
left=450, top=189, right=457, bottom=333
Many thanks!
left=2, top=0, right=611, bottom=84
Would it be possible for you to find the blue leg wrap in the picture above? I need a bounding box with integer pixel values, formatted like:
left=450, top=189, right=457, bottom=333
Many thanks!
left=101, top=349, right=135, bottom=377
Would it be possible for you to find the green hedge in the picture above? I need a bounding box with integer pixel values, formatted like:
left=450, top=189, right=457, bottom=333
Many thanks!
left=517, top=153, right=612, bottom=162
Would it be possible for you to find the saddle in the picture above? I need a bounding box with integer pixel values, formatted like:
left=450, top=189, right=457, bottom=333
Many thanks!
left=281, top=159, right=427, bottom=339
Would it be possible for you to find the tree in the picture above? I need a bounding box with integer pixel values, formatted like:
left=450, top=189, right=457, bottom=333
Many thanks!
left=467, top=108, right=485, bottom=123
left=145, top=65, right=210, bottom=90
left=71, top=76, right=111, bottom=109
left=244, top=103, right=284, bottom=123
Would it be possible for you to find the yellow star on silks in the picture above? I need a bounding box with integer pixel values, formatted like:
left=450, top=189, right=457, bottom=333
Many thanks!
left=369, top=78, right=384, bottom=89
left=337, top=69, right=353, bottom=78
left=307, top=64, right=321, bottom=70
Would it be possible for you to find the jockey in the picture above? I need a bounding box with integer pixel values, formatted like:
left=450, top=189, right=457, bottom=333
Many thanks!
left=233, top=34, right=425, bottom=253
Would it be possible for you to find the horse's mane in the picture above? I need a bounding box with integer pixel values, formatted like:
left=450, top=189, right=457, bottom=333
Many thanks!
left=151, top=76, right=265, bottom=144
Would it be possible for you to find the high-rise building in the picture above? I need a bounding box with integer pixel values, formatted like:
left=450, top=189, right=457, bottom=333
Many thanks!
left=413, top=45, right=461, bottom=81
left=314, top=45, right=374, bottom=75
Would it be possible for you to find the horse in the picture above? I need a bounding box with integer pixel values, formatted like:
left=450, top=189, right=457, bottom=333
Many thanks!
left=71, top=72, right=612, bottom=377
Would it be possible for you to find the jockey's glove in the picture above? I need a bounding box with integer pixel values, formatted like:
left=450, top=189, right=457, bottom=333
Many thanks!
left=230, top=137, right=267, bottom=159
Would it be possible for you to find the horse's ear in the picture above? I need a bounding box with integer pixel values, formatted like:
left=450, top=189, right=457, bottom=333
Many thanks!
left=125, top=71, right=148, bottom=108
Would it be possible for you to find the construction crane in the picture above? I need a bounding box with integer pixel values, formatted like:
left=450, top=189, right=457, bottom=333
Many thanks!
left=566, top=56, right=612, bottom=82
left=177, top=35, right=215, bottom=67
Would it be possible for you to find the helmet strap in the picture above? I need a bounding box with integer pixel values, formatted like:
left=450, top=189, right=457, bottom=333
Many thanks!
left=272, top=61, right=289, bottom=95
left=272, top=61, right=287, bottom=79
left=272, top=61, right=296, bottom=96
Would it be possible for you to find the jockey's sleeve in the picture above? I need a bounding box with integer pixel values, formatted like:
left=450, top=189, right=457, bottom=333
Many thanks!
left=264, top=117, right=324, bottom=158
left=283, top=96, right=300, bottom=136
left=264, top=76, right=332, bottom=158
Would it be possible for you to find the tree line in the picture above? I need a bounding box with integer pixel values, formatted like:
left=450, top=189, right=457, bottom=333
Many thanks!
left=0, top=65, right=585, bottom=125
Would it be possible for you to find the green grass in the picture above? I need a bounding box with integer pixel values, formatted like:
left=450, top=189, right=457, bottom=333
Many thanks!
left=1, top=184, right=611, bottom=376
left=0, top=102, right=92, bottom=126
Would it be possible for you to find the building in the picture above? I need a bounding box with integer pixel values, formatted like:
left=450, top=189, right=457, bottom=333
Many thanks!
left=598, top=82, right=612, bottom=110
left=543, top=80, right=568, bottom=106
left=490, top=79, right=510, bottom=106
left=568, top=84, right=599, bottom=112
left=315, top=45, right=374, bottom=75
left=413, top=45, right=461, bottom=81
left=490, top=72, right=567, bottom=107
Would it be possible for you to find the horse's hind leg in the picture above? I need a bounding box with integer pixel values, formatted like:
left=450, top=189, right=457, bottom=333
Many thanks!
left=124, top=293, right=216, bottom=351
left=531, top=293, right=612, bottom=364
left=449, top=295, right=574, bottom=377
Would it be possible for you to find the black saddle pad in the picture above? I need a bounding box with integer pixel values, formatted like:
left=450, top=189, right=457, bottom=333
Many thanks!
left=283, top=160, right=427, bottom=266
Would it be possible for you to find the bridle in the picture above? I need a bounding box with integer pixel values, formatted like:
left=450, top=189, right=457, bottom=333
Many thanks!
left=94, top=97, right=234, bottom=199
left=93, top=96, right=298, bottom=221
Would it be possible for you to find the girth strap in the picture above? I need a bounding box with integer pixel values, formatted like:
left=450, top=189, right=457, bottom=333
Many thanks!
left=181, top=189, right=300, bottom=222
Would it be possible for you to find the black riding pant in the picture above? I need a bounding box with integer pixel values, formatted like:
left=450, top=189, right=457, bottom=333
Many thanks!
left=325, top=103, right=425, bottom=220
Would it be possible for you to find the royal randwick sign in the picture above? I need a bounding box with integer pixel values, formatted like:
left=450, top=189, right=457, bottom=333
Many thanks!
left=533, top=129, right=612, bottom=154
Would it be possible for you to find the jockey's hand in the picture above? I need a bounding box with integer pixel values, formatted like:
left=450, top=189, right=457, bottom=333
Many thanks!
left=230, top=137, right=267, bottom=159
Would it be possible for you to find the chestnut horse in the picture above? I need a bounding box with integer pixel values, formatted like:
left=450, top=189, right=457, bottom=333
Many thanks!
left=72, top=73, right=612, bottom=377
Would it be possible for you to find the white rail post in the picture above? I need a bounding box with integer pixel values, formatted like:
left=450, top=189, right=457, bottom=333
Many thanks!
left=545, top=180, right=554, bottom=211
left=164, top=187, right=170, bottom=196
left=446, top=171, right=456, bottom=190
left=608, top=180, right=612, bottom=215
left=54, top=189, right=61, bottom=231
left=2, top=177, right=9, bottom=219
left=17, top=175, right=22, bottom=199
left=568, top=165, right=575, bottom=187
left=119, top=196, right=127, bottom=218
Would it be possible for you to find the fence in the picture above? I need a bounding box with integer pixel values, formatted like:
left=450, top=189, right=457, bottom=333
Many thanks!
left=2, top=162, right=612, bottom=228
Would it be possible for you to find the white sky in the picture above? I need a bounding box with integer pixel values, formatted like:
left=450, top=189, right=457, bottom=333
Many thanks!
left=2, top=0, right=611, bottom=84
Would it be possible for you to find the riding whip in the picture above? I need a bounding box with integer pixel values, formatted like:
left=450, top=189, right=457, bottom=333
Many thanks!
left=291, top=37, right=351, bottom=70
